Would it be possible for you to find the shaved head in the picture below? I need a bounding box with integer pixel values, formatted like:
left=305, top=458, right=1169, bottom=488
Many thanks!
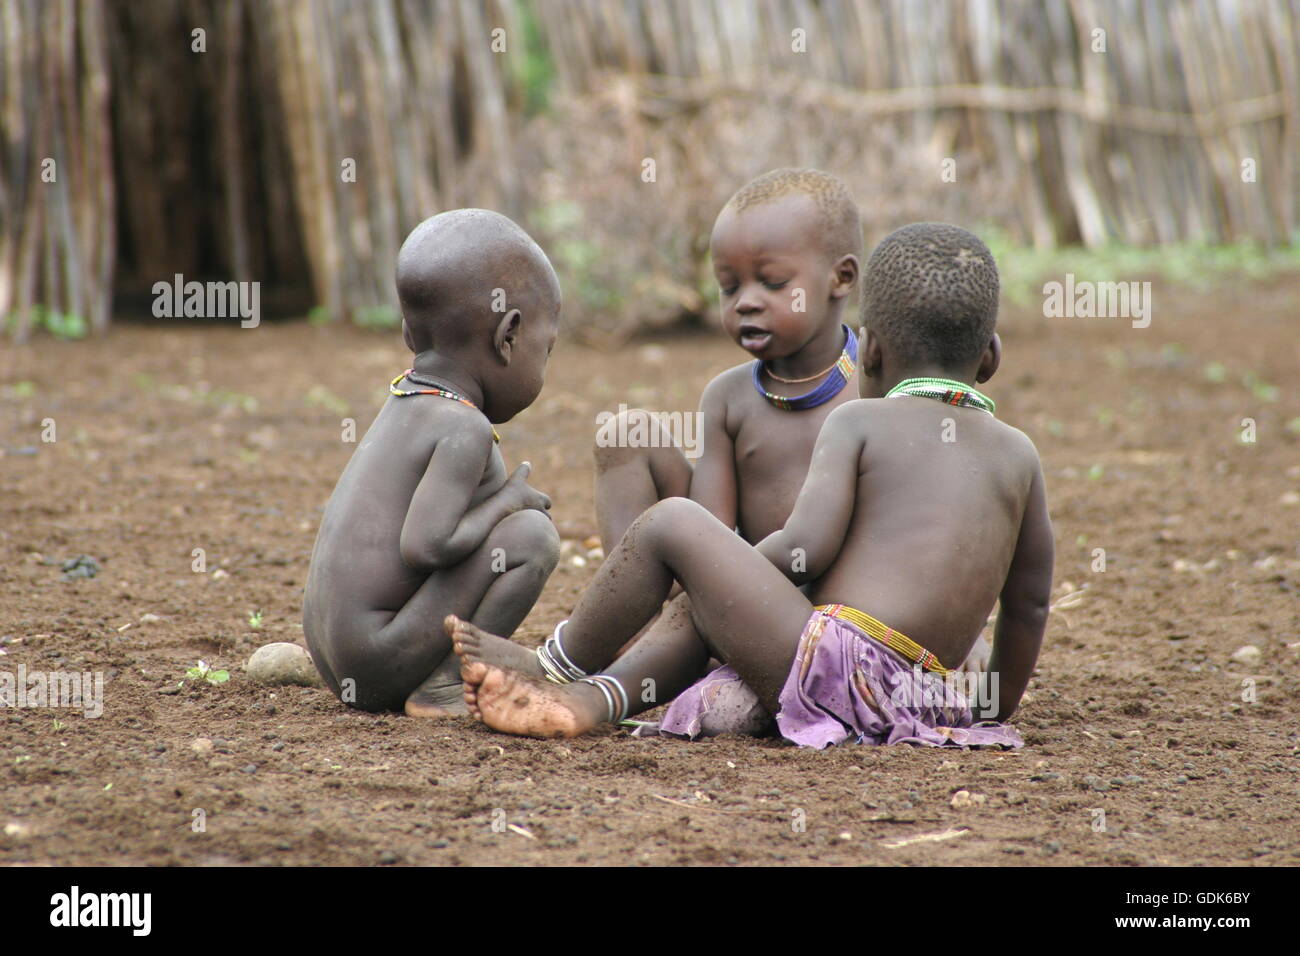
left=396, top=209, right=560, bottom=350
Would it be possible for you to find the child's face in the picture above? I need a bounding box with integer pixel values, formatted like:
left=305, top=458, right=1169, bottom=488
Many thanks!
left=486, top=306, right=561, bottom=423
left=710, top=195, right=841, bottom=360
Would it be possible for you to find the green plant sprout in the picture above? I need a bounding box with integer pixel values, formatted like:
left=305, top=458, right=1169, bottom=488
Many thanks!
left=248, top=610, right=264, bottom=629
left=182, top=660, right=230, bottom=688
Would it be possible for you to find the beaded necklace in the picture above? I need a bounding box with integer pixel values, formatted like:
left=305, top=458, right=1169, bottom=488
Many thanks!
left=751, top=324, right=858, bottom=411
left=885, top=376, right=996, bottom=414
left=389, top=370, right=501, bottom=442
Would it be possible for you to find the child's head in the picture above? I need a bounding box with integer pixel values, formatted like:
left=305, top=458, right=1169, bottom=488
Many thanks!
left=710, top=168, right=861, bottom=360
left=396, top=209, right=561, bottom=421
left=858, top=222, right=1001, bottom=395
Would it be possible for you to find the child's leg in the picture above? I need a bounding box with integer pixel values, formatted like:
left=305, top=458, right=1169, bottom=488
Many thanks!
left=594, top=408, right=692, bottom=551
left=339, top=509, right=558, bottom=714
left=452, top=497, right=812, bottom=738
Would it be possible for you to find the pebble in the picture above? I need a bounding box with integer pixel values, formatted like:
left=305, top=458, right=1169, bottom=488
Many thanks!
left=190, top=737, right=214, bottom=755
left=271, top=742, right=285, bottom=752
left=61, top=555, right=100, bottom=580
left=378, top=850, right=398, bottom=865
left=244, top=643, right=323, bottom=687
left=3, top=822, right=32, bottom=839
left=1082, top=775, right=1110, bottom=792
left=241, top=764, right=258, bottom=774
left=1231, top=645, right=1261, bottom=666
left=950, top=790, right=986, bottom=808
left=139, top=613, right=162, bottom=624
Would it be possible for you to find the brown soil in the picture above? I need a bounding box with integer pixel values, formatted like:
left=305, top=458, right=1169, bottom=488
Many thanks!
left=2, top=279, right=1297, bottom=866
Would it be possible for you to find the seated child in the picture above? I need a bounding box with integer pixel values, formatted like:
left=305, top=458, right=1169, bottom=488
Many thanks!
left=593, top=168, right=866, bottom=696
left=447, top=222, right=1053, bottom=747
left=303, top=209, right=562, bottom=716
left=595, top=167, right=862, bottom=551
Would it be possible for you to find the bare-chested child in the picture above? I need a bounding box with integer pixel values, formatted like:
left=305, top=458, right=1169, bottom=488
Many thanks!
left=448, top=223, right=1053, bottom=747
left=596, top=167, right=861, bottom=554
left=303, top=209, right=562, bottom=717
left=591, top=169, right=865, bottom=705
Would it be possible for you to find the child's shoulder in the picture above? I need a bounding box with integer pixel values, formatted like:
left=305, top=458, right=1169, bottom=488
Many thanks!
left=385, top=390, right=498, bottom=448
left=700, top=360, right=758, bottom=407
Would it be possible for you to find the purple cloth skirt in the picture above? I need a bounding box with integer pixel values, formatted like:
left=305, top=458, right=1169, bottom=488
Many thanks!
left=656, top=609, right=1023, bottom=749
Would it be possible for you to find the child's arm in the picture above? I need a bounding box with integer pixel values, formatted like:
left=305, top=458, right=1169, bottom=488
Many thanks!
left=755, top=403, right=862, bottom=583
left=988, top=458, right=1054, bottom=721
left=399, top=418, right=549, bottom=572
left=687, top=377, right=738, bottom=529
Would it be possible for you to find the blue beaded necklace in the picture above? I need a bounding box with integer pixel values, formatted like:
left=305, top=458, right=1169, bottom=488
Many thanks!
left=751, top=324, right=858, bottom=411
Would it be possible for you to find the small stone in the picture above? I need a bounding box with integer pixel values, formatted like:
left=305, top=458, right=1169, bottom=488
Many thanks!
left=211, top=568, right=229, bottom=580
left=139, top=613, right=162, bottom=624
left=272, top=742, right=285, bottom=752
left=241, top=763, right=258, bottom=774
left=190, top=737, right=214, bottom=755
left=951, top=790, right=973, bottom=808
left=245, top=642, right=323, bottom=687
left=1044, top=840, right=1062, bottom=855
left=378, top=850, right=398, bottom=865
left=1174, top=775, right=1189, bottom=785
left=1231, top=645, right=1261, bottom=665
left=1082, top=775, right=1110, bottom=792
left=3, top=822, right=32, bottom=839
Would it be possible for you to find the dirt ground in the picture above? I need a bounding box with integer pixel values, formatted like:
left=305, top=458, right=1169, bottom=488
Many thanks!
left=1, top=277, right=1297, bottom=867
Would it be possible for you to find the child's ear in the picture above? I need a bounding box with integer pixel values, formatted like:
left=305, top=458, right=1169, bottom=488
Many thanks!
left=975, top=332, right=1002, bottom=384
left=493, top=308, right=523, bottom=366
left=829, top=255, right=860, bottom=299
left=860, top=327, right=884, bottom=377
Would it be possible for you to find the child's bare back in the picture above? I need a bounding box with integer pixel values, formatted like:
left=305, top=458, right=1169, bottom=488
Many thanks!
left=804, top=396, right=1044, bottom=670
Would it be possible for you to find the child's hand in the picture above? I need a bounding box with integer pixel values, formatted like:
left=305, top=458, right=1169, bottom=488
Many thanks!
left=505, top=462, right=553, bottom=515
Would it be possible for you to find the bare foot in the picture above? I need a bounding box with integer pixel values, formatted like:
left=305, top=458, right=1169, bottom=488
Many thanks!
left=404, top=655, right=468, bottom=718
left=459, top=659, right=608, bottom=738
left=446, top=616, right=606, bottom=738
left=443, top=615, right=546, bottom=678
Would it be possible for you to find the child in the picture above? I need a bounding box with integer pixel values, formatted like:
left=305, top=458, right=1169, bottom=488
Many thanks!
left=595, top=167, right=861, bottom=551
left=591, top=169, right=867, bottom=707
left=303, top=209, right=562, bottom=716
left=448, top=222, right=1053, bottom=747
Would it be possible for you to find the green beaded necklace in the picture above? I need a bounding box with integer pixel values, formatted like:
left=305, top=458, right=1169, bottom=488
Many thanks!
left=885, top=377, right=996, bottom=414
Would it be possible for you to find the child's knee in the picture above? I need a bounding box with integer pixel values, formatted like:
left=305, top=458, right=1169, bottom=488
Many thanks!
left=593, top=407, right=667, bottom=469
left=495, top=508, right=560, bottom=571
left=643, top=496, right=710, bottom=539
